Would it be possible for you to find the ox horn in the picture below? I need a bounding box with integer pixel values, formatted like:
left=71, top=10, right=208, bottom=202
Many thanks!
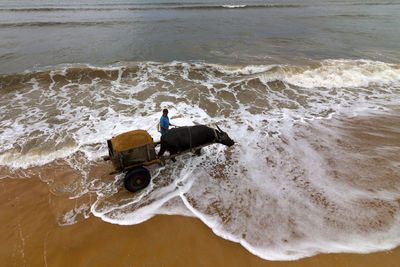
left=216, top=125, right=223, bottom=133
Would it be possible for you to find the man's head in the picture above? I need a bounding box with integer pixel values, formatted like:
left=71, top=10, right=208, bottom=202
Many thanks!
left=163, top=108, right=168, bottom=117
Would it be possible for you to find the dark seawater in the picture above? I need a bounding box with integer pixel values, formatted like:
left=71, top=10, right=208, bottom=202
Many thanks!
left=0, top=0, right=399, bottom=74
left=1, top=0, right=400, bottom=261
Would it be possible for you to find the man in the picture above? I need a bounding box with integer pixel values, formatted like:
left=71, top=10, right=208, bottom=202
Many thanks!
left=160, top=108, right=173, bottom=135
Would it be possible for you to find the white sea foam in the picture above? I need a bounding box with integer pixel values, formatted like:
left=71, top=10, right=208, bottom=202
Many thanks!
left=222, top=5, right=247, bottom=8
left=59, top=203, right=91, bottom=226
left=283, top=59, right=400, bottom=89
left=0, top=146, right=79, bottom=169
left=1, top=59, right=400, bottom=260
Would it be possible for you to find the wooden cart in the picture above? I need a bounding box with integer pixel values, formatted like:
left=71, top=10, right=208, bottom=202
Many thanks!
left=103, top=129, right=215, bottom=192
left=103, top=130, right=160, bottom=192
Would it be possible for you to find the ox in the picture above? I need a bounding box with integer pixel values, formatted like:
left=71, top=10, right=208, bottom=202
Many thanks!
left=157, top=125, right=234, bottom=159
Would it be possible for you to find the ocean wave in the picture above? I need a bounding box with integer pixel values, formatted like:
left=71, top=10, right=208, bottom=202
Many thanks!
left=0, top=20, right=134, bottom=28
left=0, top=4, right=303, bottom=12
left=348, top=2, right=400, bottom=6
left=308, top=14, right=376, bottom=19
left=1, top=59, right=400, bottom=260
left=260, top=59, right=400, bottom=89
left=222, top=5, right=247, bottom=8
left=212, top=59, right=400, bottom=88
left=0, top=59, right=399, bottom=168
left=2, top=59, right=398, bottom=89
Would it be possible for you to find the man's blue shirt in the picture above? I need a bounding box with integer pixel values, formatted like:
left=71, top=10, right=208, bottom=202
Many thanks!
left=160, top=115, right=169, bottom=134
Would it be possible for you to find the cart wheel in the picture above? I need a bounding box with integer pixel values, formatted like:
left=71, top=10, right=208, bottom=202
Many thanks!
left=124, top=167, right=151, bottom=193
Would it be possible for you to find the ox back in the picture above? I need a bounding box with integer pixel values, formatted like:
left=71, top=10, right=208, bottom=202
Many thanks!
left=158, top=125, right=216, bottom=156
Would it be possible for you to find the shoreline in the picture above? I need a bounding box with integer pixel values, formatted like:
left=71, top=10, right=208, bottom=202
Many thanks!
left=1, top=177, right=399, bottom=266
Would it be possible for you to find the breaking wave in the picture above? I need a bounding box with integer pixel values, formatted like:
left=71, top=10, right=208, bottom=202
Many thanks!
left=1, top=59, right=400, bottom=260
left=0, top=4, right=302, bottom=12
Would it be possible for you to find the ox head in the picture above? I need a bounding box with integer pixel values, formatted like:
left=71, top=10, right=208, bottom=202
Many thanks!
left=215, top=125, right=235, bottom=147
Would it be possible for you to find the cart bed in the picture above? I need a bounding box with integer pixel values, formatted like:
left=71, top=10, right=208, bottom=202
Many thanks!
left=107, top=129, right=160, bottom=173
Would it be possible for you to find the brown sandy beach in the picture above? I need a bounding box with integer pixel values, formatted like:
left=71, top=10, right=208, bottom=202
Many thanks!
left=1, top=176, right=399, bottom=267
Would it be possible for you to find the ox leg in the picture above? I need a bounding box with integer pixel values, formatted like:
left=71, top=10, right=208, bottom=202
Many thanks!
left=194, top=148, right=201, bottom=156
left=158, top=144, right=166, bottom=157
left=169, top=148, right=177, bottom=162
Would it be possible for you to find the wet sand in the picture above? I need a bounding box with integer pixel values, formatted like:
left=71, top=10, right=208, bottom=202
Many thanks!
left=1, top=177, right=399, bottom=267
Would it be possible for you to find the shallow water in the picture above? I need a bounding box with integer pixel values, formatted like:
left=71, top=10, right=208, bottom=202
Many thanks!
left=1, top=0, right=400, bottom=261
